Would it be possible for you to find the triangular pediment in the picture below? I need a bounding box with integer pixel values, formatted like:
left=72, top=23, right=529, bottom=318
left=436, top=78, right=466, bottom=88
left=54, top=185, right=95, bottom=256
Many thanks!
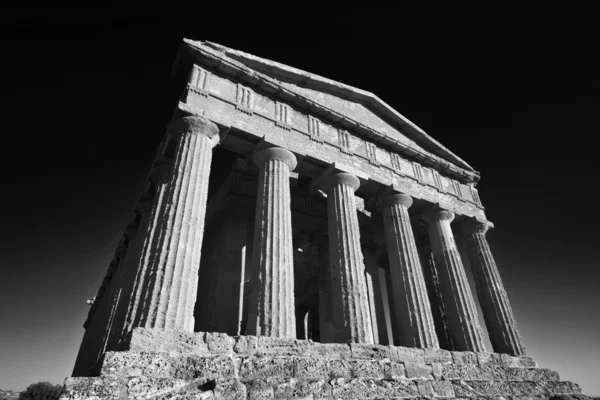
left=176, top=39, right=479, bottom=183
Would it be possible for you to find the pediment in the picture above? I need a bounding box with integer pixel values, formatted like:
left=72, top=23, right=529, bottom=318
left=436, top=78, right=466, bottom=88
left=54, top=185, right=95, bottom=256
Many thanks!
left=176, top=39, right=479, bottom=184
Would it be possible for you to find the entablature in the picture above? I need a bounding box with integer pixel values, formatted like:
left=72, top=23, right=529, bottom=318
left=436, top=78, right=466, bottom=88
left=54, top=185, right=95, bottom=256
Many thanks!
left=174, top=40, right=481, bottom=184
left=173, top=70, right=487, bottom=222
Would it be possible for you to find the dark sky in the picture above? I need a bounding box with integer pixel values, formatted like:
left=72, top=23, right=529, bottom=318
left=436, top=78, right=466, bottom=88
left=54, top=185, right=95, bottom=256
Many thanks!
left=1, top=3, right=598, bottom=395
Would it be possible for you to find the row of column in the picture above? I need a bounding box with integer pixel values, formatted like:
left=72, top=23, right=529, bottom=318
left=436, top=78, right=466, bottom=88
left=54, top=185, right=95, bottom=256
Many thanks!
left=121, top=115, right=525, bottom=355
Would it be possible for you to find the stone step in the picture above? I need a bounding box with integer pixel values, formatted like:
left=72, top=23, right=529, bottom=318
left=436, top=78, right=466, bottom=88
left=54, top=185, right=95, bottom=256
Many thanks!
left=123, top=328, right=538, bottom=368
left=61, top=375, right=585, bottom=400
left=101, top=350, right=561, bottom=383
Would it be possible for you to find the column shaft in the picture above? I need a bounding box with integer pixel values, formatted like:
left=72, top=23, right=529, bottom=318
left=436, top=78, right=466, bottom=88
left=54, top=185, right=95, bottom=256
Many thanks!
left=464, top=221, right=526, bottom=355
left=128, top=116, right=219, bottom=331
left=383, top=194, right=439, bottom=348
left=428, top=210, right=486, bottom=352
left=418, top=239, right=454, bottom=350
left=322, top=173, right=373, bottom=344
left=247, top=147, right=297, bottom=338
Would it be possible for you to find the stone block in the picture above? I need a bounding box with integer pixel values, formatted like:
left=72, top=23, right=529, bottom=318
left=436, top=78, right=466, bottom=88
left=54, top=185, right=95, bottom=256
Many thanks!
left=126, top=376, right=190, bottom=399
left=477, top=352, right=504, bottom=366
left=213, top=379, right=247, bottom=400
left=127, top=328, right=209, bottom=354
left=101, top=352, right=173, bottom=377
left=509, top=380, right=575, bottom=397
left=60, top=376, right=126, bottom=400
left=431, top=380, right=455, bottom=398
left=416, top=380, right=434, bottom=397
left=390, top=346, right=425, bottom=364
left=240, top=357, right=295, bottom=380
left=330, top=378, right=418, bottom=399
left=424, top=348, right=453, bottom=364
left=273, top=378, right=332, bottom=399
left=416, top=380, right=455, bottom=398
left=430, top=363, right=443, bottom=379
left=441, top=364, right=506, bottom=381
left=547, top=381, right=578, bottom=395
left=509, top=381, right=550, bottom=397
left=404, top=362, right=433, bottom=379
left=451, top=351, right=478, bottom=365
left=304, top=342, right=351, bottom=359
left=569, top=381, right=583, bottom=394
left=234, top=335, right=258, bottom=356
left=295, top=358, right=351, bottom=379
left=383, top=362, right=406, bottom=379
left=257, top=337, right=306, bottom=357
left=500, top=353, right=521, bottom=368
left=172, top=355, right=237, bottom=380
left=506, top=367, right=560, bottom=381
left=205, top=332, right=235, bottom=355
left=452, top=380, right=512, bottom=397
left=348, top=360, right=385, bottom=379
left=518, top=355, right=539, bottom=368
left=246, top=379, right=275, bottom=400
left=349, top=343, right=390, bottom=360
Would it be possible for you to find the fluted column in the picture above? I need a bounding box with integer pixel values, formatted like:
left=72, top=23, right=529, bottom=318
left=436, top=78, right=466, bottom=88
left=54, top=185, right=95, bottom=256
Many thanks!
left=463, top=220, right=526, bottom=355
left=321, top=173, right=373, bottom=344
left=127, top=116, right=220, bottom=332
left=426, top=209, right=486, bottom=352
left=382, top=193, right=439, bottom=348
left=246, top=147, right=297, bottom=338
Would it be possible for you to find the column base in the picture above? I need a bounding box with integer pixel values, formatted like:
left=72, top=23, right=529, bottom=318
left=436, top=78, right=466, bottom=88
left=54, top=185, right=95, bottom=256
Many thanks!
left=61, top=328, right=589, bottom=400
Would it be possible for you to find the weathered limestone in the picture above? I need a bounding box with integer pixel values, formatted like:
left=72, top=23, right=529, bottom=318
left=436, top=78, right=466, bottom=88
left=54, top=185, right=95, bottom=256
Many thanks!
left=320, top=173, right=374, bottom=344
left=246, top=147, right=297, bottom=338
left=129, top=116, right=220, bottom=332
left=426, top=209, right=486, bottom=352
left=382, top=193, right=439, bottom=349
left=415, top=226, right=454, bottom=351
left=61, top=328, right=588, bottom=400
left=463, top=219, right=526, bottom=356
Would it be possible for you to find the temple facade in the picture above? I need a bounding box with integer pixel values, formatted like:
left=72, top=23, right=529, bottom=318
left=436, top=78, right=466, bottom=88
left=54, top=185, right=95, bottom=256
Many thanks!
left=64, top=40, right=588, bottom=400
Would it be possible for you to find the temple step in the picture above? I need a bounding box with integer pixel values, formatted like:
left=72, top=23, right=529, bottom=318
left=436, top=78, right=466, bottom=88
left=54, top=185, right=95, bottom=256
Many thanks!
left=59, top=328, right=588, bottom=400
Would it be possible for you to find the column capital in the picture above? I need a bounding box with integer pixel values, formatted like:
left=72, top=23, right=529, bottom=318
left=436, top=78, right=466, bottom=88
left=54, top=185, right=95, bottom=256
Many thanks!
left=253, top=147, right=297, bottom=171
left=462, top=219, right=492, bottom=235
left=425, top=208, right=455, bottom=223
left=382, top=193, right=413, bottom=209
left=320, top=172, right=360, bottom=193
left=168, top=116, right=220, bottom=146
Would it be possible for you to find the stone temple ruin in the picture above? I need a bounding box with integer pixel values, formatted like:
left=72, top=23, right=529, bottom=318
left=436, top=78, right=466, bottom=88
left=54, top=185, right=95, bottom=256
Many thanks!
left=61, top=40, right=590, bottom=399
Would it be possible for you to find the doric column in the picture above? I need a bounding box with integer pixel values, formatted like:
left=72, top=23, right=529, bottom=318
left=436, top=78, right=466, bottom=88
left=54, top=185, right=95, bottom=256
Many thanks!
left=415, top=228, right=454, bottom=350
left=463, top=220, right=526, bottom=355
left=426, top=209, right=486, bottom=352
left=321, top=173, right=373, bottom=344
left=382, top=193, right=439, bottom=348
left=127, top=116, right=220, bottom=332
left=246, top=147, right=297, bottom=338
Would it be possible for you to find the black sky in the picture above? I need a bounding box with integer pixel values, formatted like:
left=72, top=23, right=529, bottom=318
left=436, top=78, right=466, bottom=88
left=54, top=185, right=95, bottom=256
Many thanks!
left=0, top=3, right=598, bottom=394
